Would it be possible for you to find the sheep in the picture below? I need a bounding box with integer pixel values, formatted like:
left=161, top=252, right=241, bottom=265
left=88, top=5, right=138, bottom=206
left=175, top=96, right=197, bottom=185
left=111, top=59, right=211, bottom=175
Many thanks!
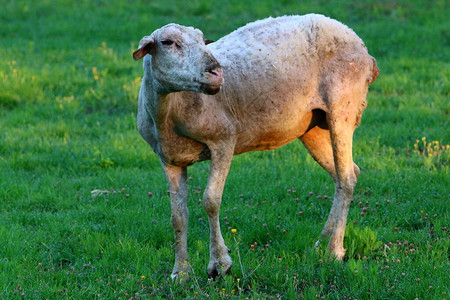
left=132, top=14, right=379, bottom=279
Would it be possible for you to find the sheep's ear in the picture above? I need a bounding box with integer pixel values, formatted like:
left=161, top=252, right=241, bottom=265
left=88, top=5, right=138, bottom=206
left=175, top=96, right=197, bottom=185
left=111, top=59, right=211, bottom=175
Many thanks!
left=133, top=35, right=155, bottom=60
left=205, top=39, right=214, bottom=45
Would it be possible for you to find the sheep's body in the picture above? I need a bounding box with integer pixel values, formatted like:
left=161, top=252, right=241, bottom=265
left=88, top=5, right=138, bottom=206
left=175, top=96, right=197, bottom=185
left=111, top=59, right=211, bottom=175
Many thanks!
left=134, top=14, right=378, bottom=279
left=210, top=15, right=370, bottom=153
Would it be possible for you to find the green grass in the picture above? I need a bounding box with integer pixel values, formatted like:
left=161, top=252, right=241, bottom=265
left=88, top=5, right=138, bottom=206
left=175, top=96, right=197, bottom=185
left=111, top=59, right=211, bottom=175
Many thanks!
left=0, top=0, right=449, bottom=298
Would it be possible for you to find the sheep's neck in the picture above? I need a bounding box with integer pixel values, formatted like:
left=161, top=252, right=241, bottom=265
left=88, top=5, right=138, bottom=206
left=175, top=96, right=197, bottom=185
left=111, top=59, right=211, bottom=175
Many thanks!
left=140, top=77, right=171, bottom=124
left=146, top=82, right=180, bottom=132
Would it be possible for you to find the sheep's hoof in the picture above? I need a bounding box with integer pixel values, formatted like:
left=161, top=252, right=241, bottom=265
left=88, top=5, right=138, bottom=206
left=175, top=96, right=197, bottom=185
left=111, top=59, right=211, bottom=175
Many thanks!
left=171, top=271, right=190, bottom=282
left=327, top=241, right=347, bottom=260
left=330, top=248, right=346, bottom=261
left=207, top=261, right=232, bottom=280
left=171, top=261, right=191, bottom=282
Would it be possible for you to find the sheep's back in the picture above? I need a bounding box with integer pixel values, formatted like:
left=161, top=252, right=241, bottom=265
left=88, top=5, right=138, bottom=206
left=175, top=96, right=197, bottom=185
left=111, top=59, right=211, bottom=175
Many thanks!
left=210, top=14, right=367, bottom=92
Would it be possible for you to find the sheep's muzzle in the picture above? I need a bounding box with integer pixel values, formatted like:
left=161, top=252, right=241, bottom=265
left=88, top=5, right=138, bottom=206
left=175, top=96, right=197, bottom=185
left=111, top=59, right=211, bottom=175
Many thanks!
left=200, top=65, right=223, bottom=95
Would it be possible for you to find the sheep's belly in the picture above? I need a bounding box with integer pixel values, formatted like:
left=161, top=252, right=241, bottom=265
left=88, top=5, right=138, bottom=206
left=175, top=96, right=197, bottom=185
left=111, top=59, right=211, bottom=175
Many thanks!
left=234, top=110, right=314, bottom=154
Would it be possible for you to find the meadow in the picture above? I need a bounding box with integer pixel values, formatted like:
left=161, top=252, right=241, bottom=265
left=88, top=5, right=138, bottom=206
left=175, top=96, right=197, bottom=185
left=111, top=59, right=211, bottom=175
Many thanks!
left=0, top=0, right=448, bottom=299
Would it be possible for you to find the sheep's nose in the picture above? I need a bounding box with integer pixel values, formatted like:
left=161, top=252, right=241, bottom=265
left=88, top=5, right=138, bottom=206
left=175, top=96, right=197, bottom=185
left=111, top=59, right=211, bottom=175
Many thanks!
left=205, top=64, right=223, bottom=78
left=201, top=64, right=223, bottom=95
left=204, top=64, right=223, bottom=86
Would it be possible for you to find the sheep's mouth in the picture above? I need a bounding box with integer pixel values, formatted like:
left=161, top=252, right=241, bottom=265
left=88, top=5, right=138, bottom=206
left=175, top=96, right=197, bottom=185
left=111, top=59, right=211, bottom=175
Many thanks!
left=199, top=82, right=222, bottom=95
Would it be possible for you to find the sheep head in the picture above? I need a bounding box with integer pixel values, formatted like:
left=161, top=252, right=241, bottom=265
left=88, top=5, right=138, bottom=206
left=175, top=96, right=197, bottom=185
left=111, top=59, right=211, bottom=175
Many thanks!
left=133, top=24, right=223, bottom=95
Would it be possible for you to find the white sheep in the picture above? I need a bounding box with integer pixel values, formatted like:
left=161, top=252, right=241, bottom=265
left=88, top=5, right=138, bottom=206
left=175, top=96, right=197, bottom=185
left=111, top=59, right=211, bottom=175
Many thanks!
left=133, top=14, right=379, bottom=279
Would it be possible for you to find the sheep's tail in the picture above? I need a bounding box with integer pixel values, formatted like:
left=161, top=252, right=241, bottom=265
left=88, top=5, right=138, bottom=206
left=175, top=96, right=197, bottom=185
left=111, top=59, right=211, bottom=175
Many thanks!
left=368, top=57, right=379, bottom=85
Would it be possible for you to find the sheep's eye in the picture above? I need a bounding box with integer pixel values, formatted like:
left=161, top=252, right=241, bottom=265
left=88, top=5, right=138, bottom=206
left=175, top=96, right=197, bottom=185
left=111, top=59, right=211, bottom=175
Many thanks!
left=161, top=40, right=174, bottom=46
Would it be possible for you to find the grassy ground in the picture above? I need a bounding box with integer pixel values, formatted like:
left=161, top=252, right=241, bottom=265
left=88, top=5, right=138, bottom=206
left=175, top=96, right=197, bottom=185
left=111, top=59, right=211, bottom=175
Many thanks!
left=0, top=0, right=449, bottom=299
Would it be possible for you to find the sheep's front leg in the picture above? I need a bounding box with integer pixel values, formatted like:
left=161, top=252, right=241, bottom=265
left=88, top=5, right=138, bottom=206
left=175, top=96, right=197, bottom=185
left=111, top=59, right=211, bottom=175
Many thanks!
left=162, top=164, right=190, bottom=279
left=203, top=143, right=234, bottom=278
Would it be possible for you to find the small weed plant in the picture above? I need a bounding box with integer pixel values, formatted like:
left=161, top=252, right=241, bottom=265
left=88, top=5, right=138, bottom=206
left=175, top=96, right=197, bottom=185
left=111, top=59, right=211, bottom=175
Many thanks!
left=413, top=137, right=449, bottom=169
left=344, top=223, right=383, bottom=259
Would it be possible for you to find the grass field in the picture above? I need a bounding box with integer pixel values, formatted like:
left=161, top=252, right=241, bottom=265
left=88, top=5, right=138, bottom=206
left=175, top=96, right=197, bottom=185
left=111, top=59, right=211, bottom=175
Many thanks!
left=0, top=0, right=449, bottom=299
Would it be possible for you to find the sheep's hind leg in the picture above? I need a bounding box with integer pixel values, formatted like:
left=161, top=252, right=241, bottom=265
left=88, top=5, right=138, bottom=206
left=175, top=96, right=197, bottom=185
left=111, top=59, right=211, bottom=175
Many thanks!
left=203, top=142, right=234, bottom=279
left=326, top=110, right=360, bottom=260
left=163, top=164, right=191, bottom=280
left=300, top=119, right=360, bottom=249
